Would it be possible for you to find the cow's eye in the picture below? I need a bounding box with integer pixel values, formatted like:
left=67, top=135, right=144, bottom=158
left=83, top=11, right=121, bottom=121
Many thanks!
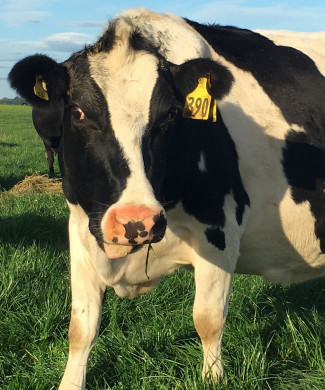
left=71, top=106, right=85, bottom=121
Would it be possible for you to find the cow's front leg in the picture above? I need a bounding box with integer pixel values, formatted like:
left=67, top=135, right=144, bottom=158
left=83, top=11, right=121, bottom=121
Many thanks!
left=59, top=228, right=106, bottom=390
left=193, top=253, right=234, bottom=381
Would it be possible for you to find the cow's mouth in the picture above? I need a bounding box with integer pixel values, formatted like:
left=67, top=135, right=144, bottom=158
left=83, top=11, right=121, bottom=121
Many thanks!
left=103, top=241, right=150, bottom=260
left=103, top=242, right=139, bottom=259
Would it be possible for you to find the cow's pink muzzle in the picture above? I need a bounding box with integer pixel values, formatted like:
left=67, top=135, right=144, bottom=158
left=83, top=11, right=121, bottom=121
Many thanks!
left=103, top=205, right=166, bottom=259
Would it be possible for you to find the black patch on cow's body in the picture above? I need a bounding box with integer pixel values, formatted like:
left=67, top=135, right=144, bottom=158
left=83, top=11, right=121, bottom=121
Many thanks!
left=186, top=19, right=325, bottom=251
left=153, top=54, right=246, bottom=243
left=283, top=131, right=325, bottom=194
left=162, top=110, right=250, bottom=237
left=283, top=130, right=325, bottom=252
left=205, top=227, right=226, bottom=250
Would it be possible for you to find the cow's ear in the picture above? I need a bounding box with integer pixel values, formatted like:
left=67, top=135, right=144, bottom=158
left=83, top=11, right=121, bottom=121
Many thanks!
left=171, top=58, right=234, bottom=101
left=8, top=54, right=69, bottom=105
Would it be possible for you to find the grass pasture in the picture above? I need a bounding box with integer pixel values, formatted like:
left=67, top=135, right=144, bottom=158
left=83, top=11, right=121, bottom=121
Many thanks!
left=1, top=104, right=325, bottom=389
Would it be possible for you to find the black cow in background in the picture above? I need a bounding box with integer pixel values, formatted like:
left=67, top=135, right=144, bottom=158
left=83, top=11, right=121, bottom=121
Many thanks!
left=32, top=102, right=62, bottom=175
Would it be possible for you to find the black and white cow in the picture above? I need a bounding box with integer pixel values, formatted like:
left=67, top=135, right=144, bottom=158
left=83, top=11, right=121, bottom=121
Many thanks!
left=8, top=8, right=325, bottom=389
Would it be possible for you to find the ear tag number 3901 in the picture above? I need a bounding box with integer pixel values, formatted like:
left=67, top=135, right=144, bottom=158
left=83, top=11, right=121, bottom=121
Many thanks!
left=183, top=77, right=217, bottom=122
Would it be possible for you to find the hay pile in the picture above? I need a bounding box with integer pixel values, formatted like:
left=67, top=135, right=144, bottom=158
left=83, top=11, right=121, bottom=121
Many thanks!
left=8, top=174, right=63, bottom=194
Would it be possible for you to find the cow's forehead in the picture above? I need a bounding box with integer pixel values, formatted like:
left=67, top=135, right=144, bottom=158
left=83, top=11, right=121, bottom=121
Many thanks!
left=88, top=49, right=158, bottom=140
left=84, top=18, right=161, bottom=151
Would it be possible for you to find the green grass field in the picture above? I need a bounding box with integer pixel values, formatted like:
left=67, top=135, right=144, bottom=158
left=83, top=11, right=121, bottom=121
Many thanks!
left=1, top=105, right=325, bottom=389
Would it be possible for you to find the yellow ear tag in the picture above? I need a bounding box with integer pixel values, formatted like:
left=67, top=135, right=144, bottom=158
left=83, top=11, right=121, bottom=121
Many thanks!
left=183, top=77, right=217, bottom=122
left=33, top=75, right=49, bottom=101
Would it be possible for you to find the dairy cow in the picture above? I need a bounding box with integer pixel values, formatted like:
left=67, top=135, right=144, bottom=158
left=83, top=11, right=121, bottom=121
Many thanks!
left=8, top=8, right=325, bottom=389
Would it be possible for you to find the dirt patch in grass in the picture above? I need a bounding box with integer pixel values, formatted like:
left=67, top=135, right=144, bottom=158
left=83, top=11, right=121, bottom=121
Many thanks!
left=6, top=174, right=63, bottom=194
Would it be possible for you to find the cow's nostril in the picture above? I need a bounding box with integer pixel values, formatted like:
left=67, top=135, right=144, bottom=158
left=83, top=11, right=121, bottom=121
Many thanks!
left=135, top=221, right=145, bottom=231
left=123, top=221, right=141, bottom=240
left=151, top=212, right=167, bottom=243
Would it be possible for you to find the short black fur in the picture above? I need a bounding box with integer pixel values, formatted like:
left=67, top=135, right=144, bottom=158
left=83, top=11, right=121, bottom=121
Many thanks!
left=162, top=111, right=250, bottom=235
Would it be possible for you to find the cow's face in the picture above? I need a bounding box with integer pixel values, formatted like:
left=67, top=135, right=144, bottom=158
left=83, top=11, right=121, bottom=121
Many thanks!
left=9, top=21, right=233, bottom=259
left=61, top=38, right=178, bottom=258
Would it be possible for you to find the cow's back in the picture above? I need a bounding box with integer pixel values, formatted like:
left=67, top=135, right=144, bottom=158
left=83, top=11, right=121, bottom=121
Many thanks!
left=255, top=30, right=325, bottom=76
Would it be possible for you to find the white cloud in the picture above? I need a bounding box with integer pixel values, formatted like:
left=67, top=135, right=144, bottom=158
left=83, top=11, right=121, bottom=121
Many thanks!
left=3, top=32, right=95, bottom=59
left=0, top=0, right=48, bottom=25
left=41, top=32, right=93, bottom=52
left=61, top=21, right=106, bottom=29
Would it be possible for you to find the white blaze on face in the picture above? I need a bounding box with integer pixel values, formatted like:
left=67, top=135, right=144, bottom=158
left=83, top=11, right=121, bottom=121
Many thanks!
left=88, top=19, right=161, bottom=209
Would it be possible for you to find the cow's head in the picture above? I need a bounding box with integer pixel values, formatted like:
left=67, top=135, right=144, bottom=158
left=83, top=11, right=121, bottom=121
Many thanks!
left=9, top=18, right=233, bottom=259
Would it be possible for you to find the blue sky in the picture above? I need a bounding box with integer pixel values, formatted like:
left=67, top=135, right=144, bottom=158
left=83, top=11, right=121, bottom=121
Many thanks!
left=1, top=0, right=325, bottom=98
